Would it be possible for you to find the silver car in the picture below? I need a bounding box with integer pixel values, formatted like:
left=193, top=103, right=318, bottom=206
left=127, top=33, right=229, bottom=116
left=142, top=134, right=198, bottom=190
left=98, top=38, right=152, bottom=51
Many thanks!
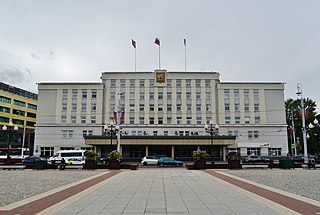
left=141, top=156, right=158, bottom=165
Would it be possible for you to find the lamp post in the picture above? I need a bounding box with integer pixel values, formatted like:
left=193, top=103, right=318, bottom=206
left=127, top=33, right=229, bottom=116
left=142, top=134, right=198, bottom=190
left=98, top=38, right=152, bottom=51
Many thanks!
left=309, top=118, right=320, bottom=155
left=204, top=120, right=219, bottom=164
left=104, top=121, right=120, bottom=152
left=2, top=121, right=19, bottom=154
left=296, top=83, right=308, bottom=164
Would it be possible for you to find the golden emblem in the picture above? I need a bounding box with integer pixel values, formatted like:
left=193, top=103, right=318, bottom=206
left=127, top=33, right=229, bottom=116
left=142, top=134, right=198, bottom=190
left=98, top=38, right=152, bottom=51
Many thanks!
left=156, top=72, right=165, bottom=83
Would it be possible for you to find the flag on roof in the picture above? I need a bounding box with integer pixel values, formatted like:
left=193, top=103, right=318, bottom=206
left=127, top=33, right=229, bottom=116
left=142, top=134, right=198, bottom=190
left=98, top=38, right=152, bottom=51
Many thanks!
left=120, top=110, right=125, bottom=124
left=154, top=38, right=160, bottom=46
left=113, top=110, right=118, bottom=124
left=131, top=39, right=136, bottom=48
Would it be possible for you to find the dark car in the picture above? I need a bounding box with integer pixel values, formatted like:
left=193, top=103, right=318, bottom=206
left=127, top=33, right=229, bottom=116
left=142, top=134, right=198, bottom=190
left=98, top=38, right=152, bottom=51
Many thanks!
left=243, top=155, right=270, bottom=163
left=157, top=157, right=183, bottom=167
left=293, top=154, right=315, bottom=163
left=22, top=156, right=46, bottom=164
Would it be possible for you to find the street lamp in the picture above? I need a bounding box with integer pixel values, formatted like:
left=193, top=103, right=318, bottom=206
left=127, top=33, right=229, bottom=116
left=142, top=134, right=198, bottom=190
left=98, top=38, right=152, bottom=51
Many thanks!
left=2, top=121, right=19, bottom=153
left=104, top=121, right=120, bottom=151
left=296, top=83, right=308, bottom=164
left=204, top=120, right=219, bottom=164
left=309, top=118, right=320, bottom=155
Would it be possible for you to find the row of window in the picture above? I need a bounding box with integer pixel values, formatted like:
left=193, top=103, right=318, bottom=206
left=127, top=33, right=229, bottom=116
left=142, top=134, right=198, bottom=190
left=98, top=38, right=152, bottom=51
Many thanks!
left=247, top=148, right=282, bottom=156
left=40, top=147, right=94, bottom=157
left=0, top=106, right=37, bottom=118
left=62, top=103, right=97, bottom=112
left=62, top=89, right=97, bottom=99
left=0, top=116, right=34, bottom=126
left=126, top=103, right=212, bottom=112
left=0, top=96, right=37, bottom=110
left=225, top=116, right=260, bottom=124
left=224, top=89, right=259, bottom=99
left=225, top=103, right=259, bottom=112
left=111, top=79, right=212, bottom=88
left=61, top=116, right=96, bottom=124
left=111, top=91, right=212, bottom=100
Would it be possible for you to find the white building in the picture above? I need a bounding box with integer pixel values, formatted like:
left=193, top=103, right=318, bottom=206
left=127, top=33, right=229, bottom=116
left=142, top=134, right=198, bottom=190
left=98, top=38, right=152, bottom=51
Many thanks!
left=34, top=70, right=288, bottom=160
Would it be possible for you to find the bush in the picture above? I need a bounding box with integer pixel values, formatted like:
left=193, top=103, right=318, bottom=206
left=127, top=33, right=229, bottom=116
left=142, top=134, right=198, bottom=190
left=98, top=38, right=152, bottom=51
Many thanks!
left=85, top=151, right=97, bottom=160
left=109, top=150, right=121, bottom=160
left=227, top=151, right=240, bottom=160
left=193, top=150, right=209, bottom=160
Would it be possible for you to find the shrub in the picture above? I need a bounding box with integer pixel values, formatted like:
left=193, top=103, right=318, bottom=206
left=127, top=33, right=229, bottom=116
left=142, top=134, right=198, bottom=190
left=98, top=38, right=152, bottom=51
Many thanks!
left=109, top=150, right=121, bottom=160
left=85, top=151, right=97, bottom=160
left=193, top=150, right=209, bottom=160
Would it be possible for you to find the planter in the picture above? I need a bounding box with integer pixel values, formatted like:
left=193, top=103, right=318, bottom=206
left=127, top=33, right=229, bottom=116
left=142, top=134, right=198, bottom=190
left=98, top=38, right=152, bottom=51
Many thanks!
left=83, top=160, right=97, bottom=170
left=228, top=159, right=241, bottom=169
left=109, top=160, right=120, bottom=170
left=279, top=159, right=294, bottom=169
left=194, top=159, right=206, bottom=170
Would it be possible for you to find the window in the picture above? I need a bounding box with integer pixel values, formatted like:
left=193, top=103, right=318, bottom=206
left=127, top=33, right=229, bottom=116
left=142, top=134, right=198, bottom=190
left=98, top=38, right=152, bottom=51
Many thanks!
left=205, top=79, right=210, bottom=86
left=206, top=104, right=211, bottom=111
left=167, top=117, right=172, bottom=124
left=254, top=131, right=259, bottom=138
left=176, top=79, right=182, bottom=87
left=254, top=103, right=259, bottom=111
left=139, top=104, right=144, bottom=111
left=167, top=79, right=172, bottom=87
left=224, top=89, right=230, bottom=98
left=120, top=79, right=126, bottom=88
left=0, top=106, right=10, bottom=113
left=40, top=147, right=54, bottom=157
left=225, top=116, right=230, bottom=124
left=62, top=103, right=67, bottom=111
left=130, top=117, right=134, bottom=124
left=110, top=79, right=116, bottom=87
left=68, top=130, right=74, bottom=138
left=72, top=89, right=78, bottom=99
left=268, top=148, right=282, bottom=156
left=88, top=130, right=93, bottom=136
left=61, top=116, right=67, bottom=124
left=130, top=79, right=135, bottom=87
left=253, top=89, right=259, bottom=99
left=0, top=96, right=11, bottom=104
left=234, top=89, right=239, bottom=98
left=196, top=80, right=201, bottom=87
left=72, top=103, right=77, bottom=111
left=139, top=117, right=144, bottom=124
left=205, top=92, right=211, bottom=99
left=187, top=104, right=192, bottom=111
left=177, top=104, right=182, bottom=112
left=234, top=103, right=240, bottom=111
left=164, top=131, right=169, bottom=136
left=91, top=103, right=96, bottom=111
left=196, top=92, right=201, bottom=99
left=244, top=103, right=249, bottom=111
left=91, top=116, right=96, bottom=124
left=235, top=116, right=240, bottom=124
left=176, top=92, right=182, bottom=99
left=140, top=92, right=144, bottom=99
left=158, top=106, right=163, bottom=111
left=255, top=116, right=260, bottom=124
left=149, top=79, right=154, bottom=87
left=186, top=92, right=191, bottom=100
left=62, top=130, right=67, bottom=138
left=28, top=103, right=37, bottom=110
left=187, top=117, right=192, bottom=125
left=177, top=117, right=182, bottom=125
left=247, top=148, right=261, bottom=156
left=139, top=79, right=145, bottom=87
left=71, top=116, right=76, bottom=124
left=111, top=92, right=116, bottom=99
left=158, top=118, right=163, bottom=124
left=81, top=116, right=86, bottom=124
left=196, top=104, right=201, bottom=111
left=149, top=117, right=154, bottom=124
left=83, top=130, right=88, bottom=136
left=62, top=89, right=68, bottom=98
left=186, top=79, right=191, bottom=87
left=167, top=92, right=172, bottom=99
left=158, top=92, right=163, bottom=99
left=225, top=103, right=230, bottom=111
left=245, top=116, right=250, bottom=124
left=167, top=104, right=172, bottom=111
left=130, top=92, right=135, bottom=99
left=196, top=117, right=202, bottom=125
left=82, top=103, right=86, bottom=111
left=92, top=90, right=97, bottom=99
left=153, top=131, right=158, bottom=136
left=82, top=90, right=87, bottom=99
left=244, top=89, right=249, bottom=98
left=14, top=99, right=26, bottom=107
left=150, top=104, right=154, bottom=111
left=130, top=104, right=135, bottom=112
left=13, top=109, right=25, bottom=116
left=149, top=92, right=154, bottom=99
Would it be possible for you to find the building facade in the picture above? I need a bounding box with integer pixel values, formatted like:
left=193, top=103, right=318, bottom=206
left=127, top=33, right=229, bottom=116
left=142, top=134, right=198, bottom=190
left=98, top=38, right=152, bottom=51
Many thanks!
left=34, top=70, right=288, bottom=161
left=0, top=82, right=38, bottom=152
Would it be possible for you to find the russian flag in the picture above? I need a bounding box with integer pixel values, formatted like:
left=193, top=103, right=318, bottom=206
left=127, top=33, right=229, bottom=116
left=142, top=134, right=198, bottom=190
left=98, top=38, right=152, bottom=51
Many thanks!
left=120, top=110, right=125, bottom=124
left=154, top=38, right=160, bottom=46
left=113, top=110, right=118, bottom=124
left=131, top=39, right=136, bottom=48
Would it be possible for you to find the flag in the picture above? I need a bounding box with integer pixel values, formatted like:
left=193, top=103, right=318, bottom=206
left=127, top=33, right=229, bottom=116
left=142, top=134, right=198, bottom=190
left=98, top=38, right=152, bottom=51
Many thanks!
left=184, top=38, right=186, bottom=47
left=297, top=108, right=302, bottom=120
left=113, top=110, right=118, bottom=124
left=120, top=110, right=125, bottom=124
left=154, top=38, right=160, bottom=46
left=131, top=39, right=136, bottom=48
left=305, top=106, right=309, bottom=120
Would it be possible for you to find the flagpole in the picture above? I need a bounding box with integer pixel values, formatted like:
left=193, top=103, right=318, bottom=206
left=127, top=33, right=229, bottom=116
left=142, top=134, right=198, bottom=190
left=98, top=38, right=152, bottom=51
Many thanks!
left=135, top=47, right=137, bottom=72
left=184, top=39, right=187, bottom=72
left=158, top=46, right=161, bottom=70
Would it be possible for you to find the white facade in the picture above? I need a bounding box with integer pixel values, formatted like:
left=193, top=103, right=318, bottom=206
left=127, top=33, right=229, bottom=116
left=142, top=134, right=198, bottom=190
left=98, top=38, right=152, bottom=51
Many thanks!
left=34, top=70, right=288, bottom=158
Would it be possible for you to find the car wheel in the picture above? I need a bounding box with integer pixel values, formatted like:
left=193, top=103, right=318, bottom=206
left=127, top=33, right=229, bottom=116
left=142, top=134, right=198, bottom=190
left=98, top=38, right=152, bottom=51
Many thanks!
left=176, top=164, right=180, bottom=167
left=143, top=161, right=148, bottom=166
left=160, top=164, right=164, bottom=167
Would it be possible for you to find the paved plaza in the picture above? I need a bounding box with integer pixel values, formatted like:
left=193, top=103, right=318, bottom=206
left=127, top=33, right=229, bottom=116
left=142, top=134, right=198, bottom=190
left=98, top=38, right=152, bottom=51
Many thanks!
left=1, top=169, right=320, bottom=215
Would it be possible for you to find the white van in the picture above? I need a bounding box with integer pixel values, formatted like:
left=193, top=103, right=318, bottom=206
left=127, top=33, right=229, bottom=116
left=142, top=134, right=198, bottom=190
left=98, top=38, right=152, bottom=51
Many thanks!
left=48, top=150, right=86, bottom=164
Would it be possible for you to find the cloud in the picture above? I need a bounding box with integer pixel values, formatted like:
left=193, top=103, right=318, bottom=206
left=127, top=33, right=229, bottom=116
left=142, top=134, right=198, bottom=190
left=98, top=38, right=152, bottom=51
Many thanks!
left=0, top=66, right=31, bottom=84
left=30, top=53, right=40, bottom=60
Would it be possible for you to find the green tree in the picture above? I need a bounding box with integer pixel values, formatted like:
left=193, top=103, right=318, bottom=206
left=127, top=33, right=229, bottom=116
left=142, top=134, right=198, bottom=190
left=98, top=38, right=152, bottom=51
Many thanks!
left=285, top=98, right=318, bottom=155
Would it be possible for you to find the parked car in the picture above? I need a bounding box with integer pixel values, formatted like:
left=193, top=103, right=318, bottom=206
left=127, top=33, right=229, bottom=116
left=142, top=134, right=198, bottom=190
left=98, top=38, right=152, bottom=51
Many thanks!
left=293, top=154, right=315, bottom=162
left=141, top=156, right=159, bottom=165
left=242, top=155, right=270, bottom=163
left=157, top=157, right=183, bottom=167
left=22, top=156, right=47, bottom=164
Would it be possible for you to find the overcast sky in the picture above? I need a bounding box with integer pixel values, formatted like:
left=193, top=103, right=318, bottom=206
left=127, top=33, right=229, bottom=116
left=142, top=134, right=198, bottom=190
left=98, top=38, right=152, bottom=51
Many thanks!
left=0, top=0, right=319, bottom=110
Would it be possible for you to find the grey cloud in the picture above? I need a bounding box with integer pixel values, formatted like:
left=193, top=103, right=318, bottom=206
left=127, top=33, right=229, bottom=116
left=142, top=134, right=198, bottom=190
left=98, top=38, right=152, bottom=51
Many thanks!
left=30, top=53, right=40, bottom=60
left=0, top=66, right=30, bottom=84
left=49, top=50, right=55, bottom=60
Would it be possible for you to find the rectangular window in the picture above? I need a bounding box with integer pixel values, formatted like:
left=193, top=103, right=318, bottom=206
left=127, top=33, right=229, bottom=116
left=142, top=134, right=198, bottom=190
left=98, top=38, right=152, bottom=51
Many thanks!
left=196, top=80, right=201, bottom=87
left=234, top=89, right=239, bottom=98
left=247, top=148, right=261, bottom=156
left=167, top=117, right=172, bottom=124
left=28, top=103, right=37, bottom=110
left=150, top=104, right=154, bottom=111
left=206, top=104, right=211, bottom=111
left=186, top=79, right=191, bottom=87
left=205, top=79, right=210, bottom=86
left=245, top=116, right=250, bottom=124
left=234, top=103, right=240, bottom=111
left=91, top=116, right=96, bottom=124
left=68, top=130, right=73, bottom=138
left=130, top=92, right=135, bottom=99
left=186, top=92, right=191, bottom=100
left=139, top=117, right=144, bottom=124
left=177, top=104, right=182, bottom=112
left=62, top=89, right=68, bottom=98
left=158, top=106, right=163, bottom=111
left=82, top=103, right=86, bottom=111
left=176, top=92, right=182, bottom=99
left=130, top=117, right=134, bottom=124
left=164, top=131, right=169, bottom=136
left=167, top=92, right=172, bottom=99
left=149, top=79, right=154, bottom=87
left=130, top=79, right=135, bottom=87
left=255, top=116, right=260, bottom=124
left=88, top=130, right=93, bottom=136
left=92, top=90, right=97, bottom=99
left=158, top=92, right=163, bottom=99
left=176, top=79, right=182, bottom=87
left=205, top=92, right=211, bottom=99
left=187, top=104, right=192, bottom=111
left=167, top=79, right=172, bottom=87
left=149, top=117, right=154, bottom=124
left=0, top=106, right=10, bottom=113
left=196, top=92, right=201, bottom=99
left=149, top=92, right=154, bottom=99
left=158, top=118, right=163, bottom=124
left=196, top=117, right=201, bottom=125
left=187, top=117, right=192, bottom=125
left=120, top=79, right=126, bottom=88
left=130, top=104, right=135, bottom=112
left=14, top=99, right=26, bottom=107
left=253, top=89, right=259, bottom=98
left=235, top=116, right=240, bottom=124
left=224, top=89, right=230, bottom=98
left=177, top=117, right=182, bottom=125
left=139, top=79, right=145, bottom=87
left=111, top=92, right=116, bottom=99
left=254, top=131, right=259, bottom=138
left=91, top=103, right=96, bottom=111
left=167, top=104, right=172, bottom=111
left=139, top=104, right=144, bottom=111
left=62, top=103, right=67, bottom=111
left=72, top=89, right=78, bottom=99
left=196, top=104, right=201, bottom=111
left=82, top=90, right=87, bottom=99
left=61, top=116, right=67, bottom=124
left=268, top=148, right=282, bottom=156
left=153, top=131, right=158, bottom=136
left=81, top=116, right=86, bottom=124
left=140, top=92, right=144, bottom=99
left=254, top=103, right=259, bottom=111
left=110, top=79, right=116, bottom=87
left=225, top=116, right=230, bottom=124
left=244, top=103, right=250, bottom=111
left=72, top=103, right=77, bottom=111
left=225, top=103, right=230, bottom=111
left=71, top=116, right=76, bottom=124
left=244, top=89, right=249, bottom=98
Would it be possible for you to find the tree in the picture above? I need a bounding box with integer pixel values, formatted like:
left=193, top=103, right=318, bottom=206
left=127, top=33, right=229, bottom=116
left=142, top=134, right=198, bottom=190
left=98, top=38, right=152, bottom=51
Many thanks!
left=285, top=98, right=319, bottom=155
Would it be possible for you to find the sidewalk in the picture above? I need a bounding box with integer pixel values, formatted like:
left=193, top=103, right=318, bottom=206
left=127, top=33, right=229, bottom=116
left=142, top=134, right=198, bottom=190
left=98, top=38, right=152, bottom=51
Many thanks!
left=1, top=169, right=320, bottom=215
